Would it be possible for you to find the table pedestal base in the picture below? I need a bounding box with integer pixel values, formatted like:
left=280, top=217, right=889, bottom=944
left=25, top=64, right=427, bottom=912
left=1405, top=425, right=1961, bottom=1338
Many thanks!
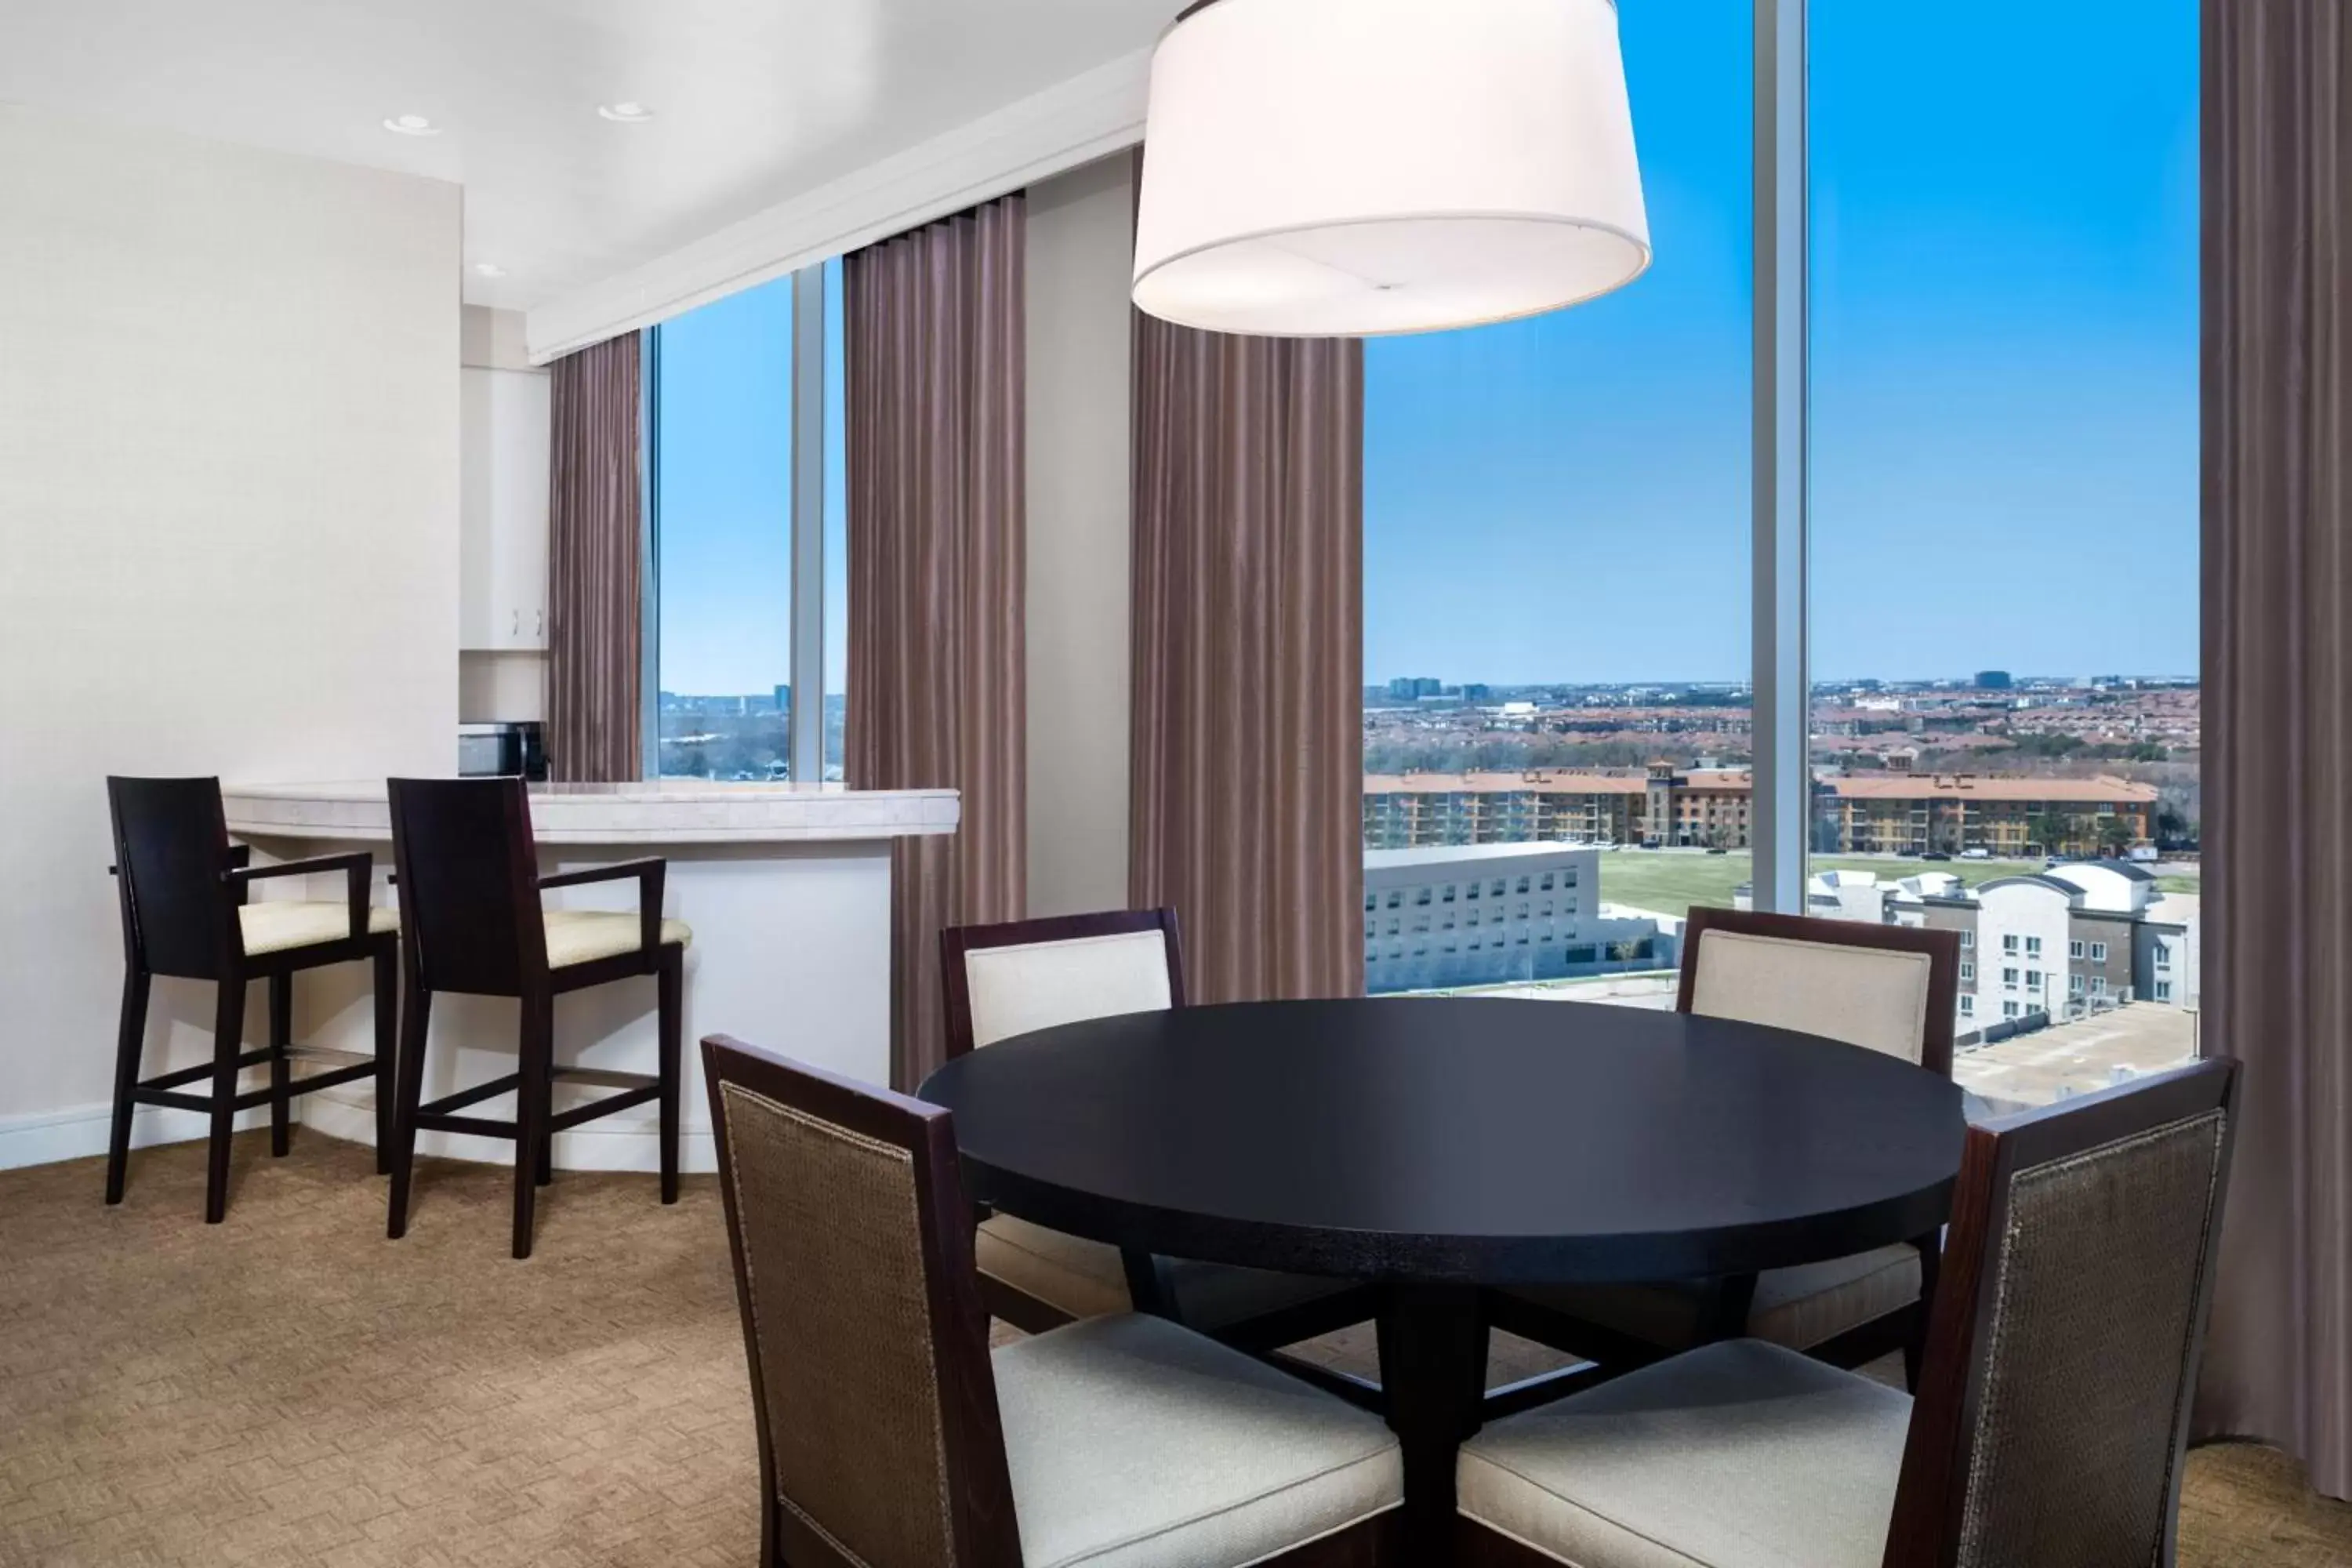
left=1376, top=1283, right=1489, bottom=1560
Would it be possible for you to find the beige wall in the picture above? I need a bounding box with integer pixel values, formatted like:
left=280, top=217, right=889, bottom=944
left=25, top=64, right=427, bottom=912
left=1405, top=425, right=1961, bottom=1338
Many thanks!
left=1024, top=154, right=1136, bottom=917
left=459, top=305, right=549, bottom=721
left=0, top=106, right=461, bottom=1160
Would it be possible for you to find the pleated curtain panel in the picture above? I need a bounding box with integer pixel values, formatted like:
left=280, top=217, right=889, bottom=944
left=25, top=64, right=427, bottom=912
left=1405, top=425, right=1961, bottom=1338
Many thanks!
left=2195, top=0, right=2352, bottom=1501
left=844, top=196, right=1029, bottom=1090
left=1128, top=234, right=1367, bottom=1004
left=546, top=332, right=644, bottom=783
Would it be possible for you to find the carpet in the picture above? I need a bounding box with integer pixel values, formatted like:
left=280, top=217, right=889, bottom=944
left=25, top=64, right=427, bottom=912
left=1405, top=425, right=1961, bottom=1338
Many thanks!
left=2, top=1131, right=2343, bottom=1566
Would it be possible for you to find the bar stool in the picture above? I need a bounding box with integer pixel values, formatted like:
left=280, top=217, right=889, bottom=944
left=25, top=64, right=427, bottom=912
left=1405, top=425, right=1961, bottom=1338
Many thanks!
left=104, top=776, right=399, bottom=1223
left=383, top=775, right=688, bottom=1259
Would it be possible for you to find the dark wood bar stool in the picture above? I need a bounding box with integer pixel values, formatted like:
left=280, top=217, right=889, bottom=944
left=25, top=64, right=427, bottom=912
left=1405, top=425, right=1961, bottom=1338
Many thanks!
left=105, top=776, right=399, bottom=1223
left=383, top=776, right=688, bottom=1260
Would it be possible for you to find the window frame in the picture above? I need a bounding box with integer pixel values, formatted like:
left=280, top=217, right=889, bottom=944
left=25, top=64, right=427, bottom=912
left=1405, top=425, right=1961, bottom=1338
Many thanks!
left=641, top=263, right=833, bottom=782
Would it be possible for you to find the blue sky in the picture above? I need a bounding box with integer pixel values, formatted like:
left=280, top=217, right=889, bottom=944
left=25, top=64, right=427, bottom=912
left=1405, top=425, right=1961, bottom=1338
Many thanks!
left=1366, top=0, right=2199, bottom=687
left=658, top=0, right=2199, bottom=697
left=654, top=262, right=849, bottom=699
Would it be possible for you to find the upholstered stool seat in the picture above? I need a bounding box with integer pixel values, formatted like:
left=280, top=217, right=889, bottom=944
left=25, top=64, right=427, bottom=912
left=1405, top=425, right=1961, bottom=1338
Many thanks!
left=1458, top=1339, right=1908, bottom=1568
left=238, top=900, right=401, bottom=956
left=978, top=1214, right=1359, bottom=1331
left=994, top=1313, right=1402, bottom=1568
left=1510, top=1241, right=1922, bottom=1356
left=543, top=909, right=692, bottom=968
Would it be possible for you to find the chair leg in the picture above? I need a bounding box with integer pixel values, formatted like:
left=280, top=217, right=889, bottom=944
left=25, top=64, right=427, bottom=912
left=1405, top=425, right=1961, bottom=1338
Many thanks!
left=1904, top=1230, right=1941, bottom=1392
left=205, top=977, right=247, bottom=1224
left=387, top=977, right=431, bottom=1240
left=105, top=968, right=151, bottom=1205
left=658, top=947, right=682, bottom=1205
left=267, top=971, right=293, bottom=1158
left=372, top=941, right=397, bottom=1176
left=513, top=993, right=552, bottom=1260
left=535, top=1025, right=555, bottom=1189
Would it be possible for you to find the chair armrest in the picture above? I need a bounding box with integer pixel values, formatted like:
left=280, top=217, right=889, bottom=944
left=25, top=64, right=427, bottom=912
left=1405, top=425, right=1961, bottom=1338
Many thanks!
left=538, top=857, right=668, bottom=891
left=224, top=851, right=374, bottom=942
left=539, top=858, right=668, bottom=961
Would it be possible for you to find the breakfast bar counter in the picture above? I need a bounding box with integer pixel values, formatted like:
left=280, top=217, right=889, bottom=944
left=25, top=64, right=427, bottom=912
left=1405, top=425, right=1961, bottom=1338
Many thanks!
left=219, top=781, right=959, bottom=1174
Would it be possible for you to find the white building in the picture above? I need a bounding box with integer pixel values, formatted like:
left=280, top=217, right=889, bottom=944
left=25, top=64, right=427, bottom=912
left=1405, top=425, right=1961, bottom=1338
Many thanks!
left=1363, top=843, right=1674, bottom=994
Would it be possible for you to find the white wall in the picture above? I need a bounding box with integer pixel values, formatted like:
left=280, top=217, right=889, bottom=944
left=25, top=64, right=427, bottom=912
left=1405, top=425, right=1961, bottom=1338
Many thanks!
left=1024, top=154, right=1135, bottom=916
left=0, top=106, right=460, bottom=1164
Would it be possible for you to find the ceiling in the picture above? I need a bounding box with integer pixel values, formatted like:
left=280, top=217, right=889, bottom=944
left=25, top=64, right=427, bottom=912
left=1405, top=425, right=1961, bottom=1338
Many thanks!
left=0, top=0, right=1174, bottom=312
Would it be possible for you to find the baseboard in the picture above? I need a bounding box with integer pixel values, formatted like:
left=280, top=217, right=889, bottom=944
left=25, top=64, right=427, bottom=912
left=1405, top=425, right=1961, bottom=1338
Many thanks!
left=0, top=1100, right=273, bottom=1173
left=0, top=1091, right=714, bottom=1176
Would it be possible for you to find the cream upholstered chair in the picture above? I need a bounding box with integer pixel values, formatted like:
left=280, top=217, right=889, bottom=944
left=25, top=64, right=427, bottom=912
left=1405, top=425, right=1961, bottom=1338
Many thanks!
left=941, top=909, right=1370, bottom=1347
left=703, top=1034, right=1404, bottom=1568
left=105, top=776, right=401, bottom=1225
left=1457, top=1058, right=2239, bottom=1568
left=1494, top=907, right=1962, bottom=1384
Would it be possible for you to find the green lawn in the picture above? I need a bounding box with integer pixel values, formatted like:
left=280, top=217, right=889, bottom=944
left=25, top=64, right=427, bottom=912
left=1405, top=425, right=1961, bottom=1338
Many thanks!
left=1594, top=851, right=2197, bottom=917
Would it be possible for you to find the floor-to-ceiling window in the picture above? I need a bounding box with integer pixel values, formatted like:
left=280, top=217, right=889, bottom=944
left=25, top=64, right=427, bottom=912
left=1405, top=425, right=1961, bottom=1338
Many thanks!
left=1361, top=0, right=2201, bottom=1060
left=1807, top=0, right=2200, bottom=1106
left=648, top=259, right=844, bottom=782
left=1360, top=0, right=1751, bottom=1002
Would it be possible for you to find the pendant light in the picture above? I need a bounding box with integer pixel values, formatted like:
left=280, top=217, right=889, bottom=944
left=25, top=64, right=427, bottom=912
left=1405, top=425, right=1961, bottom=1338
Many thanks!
left=1132, top=0, right=1650, bottom=337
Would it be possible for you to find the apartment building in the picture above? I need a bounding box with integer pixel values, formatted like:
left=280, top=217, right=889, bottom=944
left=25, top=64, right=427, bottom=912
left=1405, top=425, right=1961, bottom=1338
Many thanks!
left=1363, top=843, right=1674, bottom=994
left=1363, top=764, right=2158, bottom=856
left=1887, top=860, right=2194, bottom=1032
left=1820, top=773, right=2161, bottom=858
left=1361, top=763, right=1752, bottom=850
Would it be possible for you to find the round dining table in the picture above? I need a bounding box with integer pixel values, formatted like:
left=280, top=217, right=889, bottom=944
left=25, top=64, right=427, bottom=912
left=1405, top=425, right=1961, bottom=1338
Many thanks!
left=918, top=995, right=1965, bottom=1558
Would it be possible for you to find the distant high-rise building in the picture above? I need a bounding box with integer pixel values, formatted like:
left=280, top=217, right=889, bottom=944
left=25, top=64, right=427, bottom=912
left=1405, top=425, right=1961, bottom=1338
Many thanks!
left=774, top=684, right=791, bottom=715
left=1976, top=670, right=2015, bottom=691
left=1462, top=683, right=1493, bottom=702
left=1387, top=676, right=1444, bottom=701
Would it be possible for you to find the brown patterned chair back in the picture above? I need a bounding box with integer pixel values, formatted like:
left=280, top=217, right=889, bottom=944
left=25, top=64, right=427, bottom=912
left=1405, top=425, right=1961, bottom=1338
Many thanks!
left=702, top=1035, right=1022, bottom=1568
left=1885, top=1056, right=2240, bottom=1568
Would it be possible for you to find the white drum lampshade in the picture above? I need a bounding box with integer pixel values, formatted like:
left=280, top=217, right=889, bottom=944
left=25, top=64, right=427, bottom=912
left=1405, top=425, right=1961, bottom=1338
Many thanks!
left=1132, top=0, right=1650, bottom=337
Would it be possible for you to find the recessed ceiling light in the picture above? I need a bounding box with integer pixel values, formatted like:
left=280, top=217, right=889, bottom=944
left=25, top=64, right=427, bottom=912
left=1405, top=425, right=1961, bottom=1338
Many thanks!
left=597, top=102, right=655, bottom=123
left=472, top=262, right=506, bottom=278
left=382, top=114, right=441, bottom=136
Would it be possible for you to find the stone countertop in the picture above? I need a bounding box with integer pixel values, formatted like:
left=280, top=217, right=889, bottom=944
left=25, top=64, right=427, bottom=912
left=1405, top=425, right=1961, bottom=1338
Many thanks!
left=221, top=780, right=960, bottom=846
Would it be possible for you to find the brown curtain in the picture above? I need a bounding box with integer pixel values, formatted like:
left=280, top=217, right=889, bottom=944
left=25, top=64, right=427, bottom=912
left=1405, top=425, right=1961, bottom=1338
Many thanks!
left=2196, top=0, right=2352, bottom=1501
left=845, top=198, right=1028, bottom=1090
left=1128, top=300, right=1365, bottom=1005
left=547, top=333, right=643, bottom=782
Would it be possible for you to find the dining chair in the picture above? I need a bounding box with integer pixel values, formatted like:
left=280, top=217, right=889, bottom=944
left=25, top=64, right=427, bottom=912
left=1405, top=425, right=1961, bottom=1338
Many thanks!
left=383, top=776, right=687, bottom=1259
left=940, top=908, right=1372, bottom=1349
left=1454, top=1054, right=2239, bottom=1568
left=702, top=1033, right=1405, bottom=1568
left=104, top=776, right=400, bottom=1223
left=1491, top=906, right=1962, bottom=1385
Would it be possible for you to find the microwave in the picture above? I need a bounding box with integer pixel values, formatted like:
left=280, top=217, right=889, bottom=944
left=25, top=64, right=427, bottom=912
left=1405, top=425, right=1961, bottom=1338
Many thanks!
left=458, top=721, right=547, bottom=780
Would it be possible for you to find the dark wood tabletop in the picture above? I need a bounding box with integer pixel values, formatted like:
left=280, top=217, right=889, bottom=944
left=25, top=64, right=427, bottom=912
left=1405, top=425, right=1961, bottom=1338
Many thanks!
left=919, top=995, right=1967, bottom=1288
left=920, top=994, right=1966, bottom=1562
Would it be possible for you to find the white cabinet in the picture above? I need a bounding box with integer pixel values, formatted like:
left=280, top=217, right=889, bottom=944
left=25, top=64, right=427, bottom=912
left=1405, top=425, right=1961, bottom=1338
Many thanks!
left=459, top=366, right=551, bottom=652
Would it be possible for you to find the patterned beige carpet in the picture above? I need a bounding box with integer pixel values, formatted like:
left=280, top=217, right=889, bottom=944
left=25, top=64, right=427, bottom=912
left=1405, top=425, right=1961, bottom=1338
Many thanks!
left=2, top=1131, right=2345, bottom=1566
